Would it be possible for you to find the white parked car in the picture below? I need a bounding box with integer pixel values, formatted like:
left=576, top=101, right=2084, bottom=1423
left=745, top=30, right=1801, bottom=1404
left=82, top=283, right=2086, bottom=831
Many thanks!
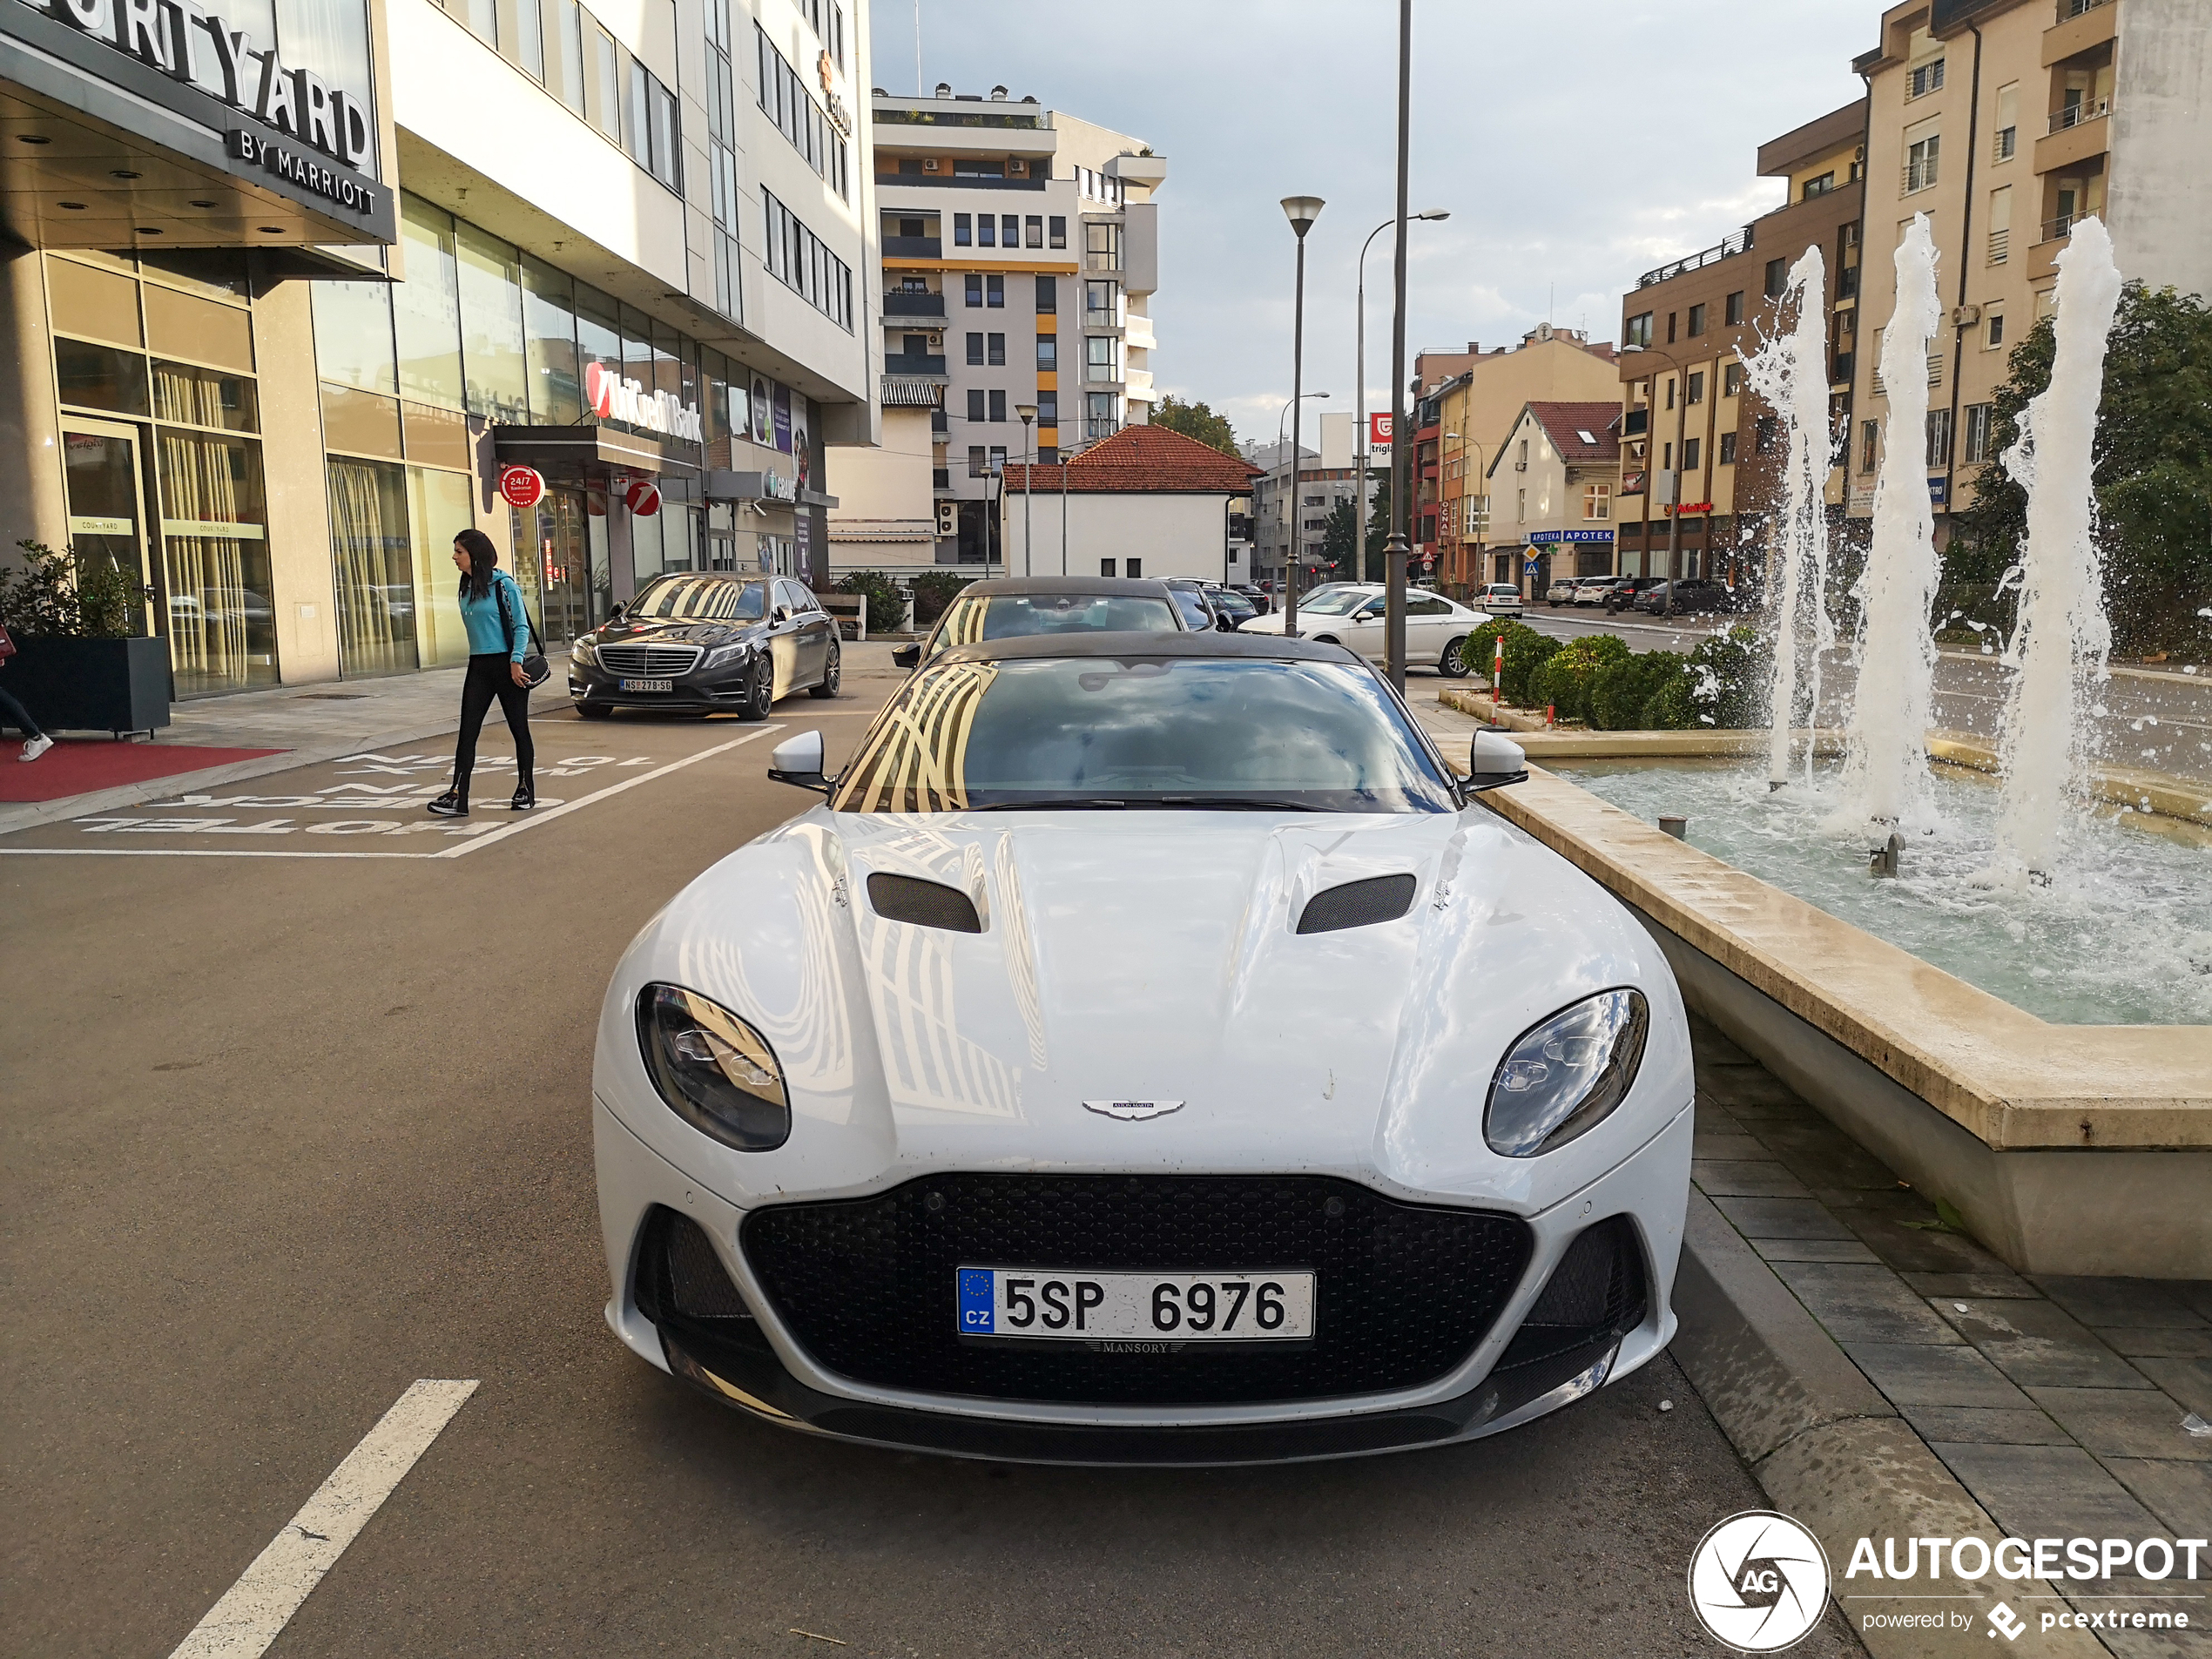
left=1477, top=582, right=1526, bottom=618
left=592, top=631, right=1693, bottom=1464
left=1238, top=582, right=1491, bottom=677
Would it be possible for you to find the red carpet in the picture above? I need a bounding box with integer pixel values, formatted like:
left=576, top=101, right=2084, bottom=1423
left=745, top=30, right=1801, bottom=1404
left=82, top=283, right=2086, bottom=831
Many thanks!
left=0, top=739, right=287, bottom=803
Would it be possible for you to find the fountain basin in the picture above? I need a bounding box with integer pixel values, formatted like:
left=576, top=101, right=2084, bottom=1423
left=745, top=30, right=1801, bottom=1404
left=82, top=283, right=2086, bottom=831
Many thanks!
left=1472, top=732, right=2212, bottom=1278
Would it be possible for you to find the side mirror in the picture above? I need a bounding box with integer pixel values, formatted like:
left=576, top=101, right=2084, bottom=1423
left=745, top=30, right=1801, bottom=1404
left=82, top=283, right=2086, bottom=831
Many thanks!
left=768, top=730, right=832, bottom=794
left=891, top=642, right=921, bottom=669
left=1215, top=613, right=1234, bottom=631
left=773, top=604, right=794, bottom=624
left=1467, top=729, right=1528, bottom=794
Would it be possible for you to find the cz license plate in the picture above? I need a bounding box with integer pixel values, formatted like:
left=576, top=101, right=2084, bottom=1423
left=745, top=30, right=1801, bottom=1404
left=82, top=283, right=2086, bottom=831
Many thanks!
left=617, top=678, right=673, bottom=692
left=955, top=1268, right=1315, bottom=1341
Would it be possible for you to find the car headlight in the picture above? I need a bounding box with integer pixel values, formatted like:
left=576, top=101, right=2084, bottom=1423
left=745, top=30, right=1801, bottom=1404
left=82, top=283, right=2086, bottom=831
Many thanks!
left=703, top=642, right=751, bottom=670
left=636, top=984, right=790, bottom=1150
left=572, top=637, right=597, bottom=664
left=1484, top=988, right=1649, bottom=1157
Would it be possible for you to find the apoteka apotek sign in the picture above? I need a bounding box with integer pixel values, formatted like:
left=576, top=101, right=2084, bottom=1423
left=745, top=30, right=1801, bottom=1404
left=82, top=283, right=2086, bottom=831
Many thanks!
left=1688, top=1511, right=1831, bottom=1652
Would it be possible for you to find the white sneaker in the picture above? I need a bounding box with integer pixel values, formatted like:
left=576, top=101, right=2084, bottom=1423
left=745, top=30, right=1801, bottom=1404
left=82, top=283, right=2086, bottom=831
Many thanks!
left=19, top=734, right=53, bottom=762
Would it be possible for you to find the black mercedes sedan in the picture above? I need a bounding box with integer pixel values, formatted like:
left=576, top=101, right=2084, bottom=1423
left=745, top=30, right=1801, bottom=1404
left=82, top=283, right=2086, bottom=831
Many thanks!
left=569, top=573, right=840, bottom=719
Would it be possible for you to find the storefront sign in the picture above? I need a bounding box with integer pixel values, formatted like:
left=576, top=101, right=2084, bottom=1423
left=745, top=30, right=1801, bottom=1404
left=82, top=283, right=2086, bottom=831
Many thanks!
left=1369, top=413, right=1393, bottom=447
left=583, top=361, right=703, bottom=443
left=30, top=0, right=375, bottom=172
left=772, top=386, right=792, bottom=454
left=625, top=479, right=662, bottom=517
left=1526, top=529, right=1615, bottom=543
left=226, top=129, right=377, bottom=215
left=497, top=465, right=545, bottom=509
left=1663, top=502, right=1714, bottom=517
left=817, top=50, right=851, bottom=137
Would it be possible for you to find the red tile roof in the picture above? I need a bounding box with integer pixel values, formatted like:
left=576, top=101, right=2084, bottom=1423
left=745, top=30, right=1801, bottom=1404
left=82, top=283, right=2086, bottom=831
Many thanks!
left=1003, top=423, right=1264, bottom=493
left=1525, top=401, right=1622, bottom=462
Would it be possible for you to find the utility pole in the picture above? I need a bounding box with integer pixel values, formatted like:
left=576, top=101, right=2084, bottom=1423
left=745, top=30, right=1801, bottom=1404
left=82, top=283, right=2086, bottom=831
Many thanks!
left=1017, top=404, right=1036, bottom=577
left=1279, top=195, right=1324, bottom=638
left=1384, top=0, right=1413, bottom=690
left=1357, top=209, right=1447, bottom=590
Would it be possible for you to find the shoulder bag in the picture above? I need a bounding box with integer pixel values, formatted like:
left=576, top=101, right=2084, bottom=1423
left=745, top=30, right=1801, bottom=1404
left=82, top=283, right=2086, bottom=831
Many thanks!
left=496, top=577, right=552, bottom=689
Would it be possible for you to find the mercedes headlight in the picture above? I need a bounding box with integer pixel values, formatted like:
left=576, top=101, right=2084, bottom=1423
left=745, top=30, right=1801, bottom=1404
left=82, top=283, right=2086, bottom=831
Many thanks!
left=1484, top=988, right=1649, bottom=1157
left=703, top=642, right=751, bottom=669
left=636, top=984, right=790, bottom=1150
left=572, top=636, right=597, bottom=664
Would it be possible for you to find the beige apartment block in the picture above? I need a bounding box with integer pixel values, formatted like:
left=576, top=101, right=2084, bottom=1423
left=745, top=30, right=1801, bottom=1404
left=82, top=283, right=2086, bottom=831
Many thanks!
left=1848, top=0, right=2212, bottom=530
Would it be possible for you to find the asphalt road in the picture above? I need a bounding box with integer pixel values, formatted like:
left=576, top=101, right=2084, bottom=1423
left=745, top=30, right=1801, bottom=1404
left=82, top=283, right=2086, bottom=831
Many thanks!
left=3, top=643, right=1858, bottom=1659
left=1514, top=605, right=2212, bottom=783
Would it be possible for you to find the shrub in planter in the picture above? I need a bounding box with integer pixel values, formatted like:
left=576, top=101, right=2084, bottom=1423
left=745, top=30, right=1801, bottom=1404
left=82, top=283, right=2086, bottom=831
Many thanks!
left=1589, top=649, right=1689, bottom=731
left=0, top=539, right=170, bottom=736
left=1463, top=618, right=1556, bottom=702
left=1682, top=624, right=1772, bottom=729
left=834, top=570, right=909, bottom=633
left=1527, top=633, right=1631, bottom=724
left=908, top=570, right=974, bottom=626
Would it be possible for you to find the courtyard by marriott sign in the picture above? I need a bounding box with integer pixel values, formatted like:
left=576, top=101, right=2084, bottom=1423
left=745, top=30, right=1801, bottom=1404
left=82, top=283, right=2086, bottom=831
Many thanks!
left=25, top=0, right=378, bottom=179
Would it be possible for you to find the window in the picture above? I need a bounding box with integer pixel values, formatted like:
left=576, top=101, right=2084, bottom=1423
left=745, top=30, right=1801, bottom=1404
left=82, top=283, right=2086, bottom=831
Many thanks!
left=1985, top=311, right=2006, bottom=349
left=1993, top=81, right=2018, bottom=163
left=986, top=275, right=1004, bottom=308
left=1001, top=214, right=1019, bottom=246
left=1037, top=390, right=1056, bottom=424
left=1718, top=430, right=1737, bottom=466
left=760, top=189, right=853, bottom=329
left=1764, top=258, right=1787, bottom=299
left=1859, top=418, right=1879, bottom=473
left=988, top=389, right=1006, bottom=423
left=1086, top=391, right=1116, bottom=439
left=755, top=23, right=847, bottom=196
left=1100, top=558, right=1116, bottom=577
left=1986, top=185, right=2012, bottom=266
left=1683, top=437, right=1701, bottom=471
left=954, top=213, right=973, bottom=247
left=1664, top=377, right=1675, bottom=411
left=1086, top=221, right=1121, bottom=262
left=702, top=0, right=742, bottom=318
left=1025, top=215, right=1043, bottom=248
left=1035, top=335, right=1055, bottom=369
left=1049, top=216, right=1067, bottom=249
left=513, top=0, right=543, bottom=78
left=987, top=332, right=1005, bottom=367
left=1662, top=442, right=1673, bottom=469
left=555, top=0, right=585, bottom=112
left=1086, top=334, right=1116, bottom=381
left=590, top=24, right=620, bottom=141
left=1960, top=402, right=1994, bottom=464
left=978, top=215, right=995, bottom=247
left=1687, top=303, right=1707, bottom=337
left=1625, top=312, right=1653, bottom=348
left=1686, top=370, right=1705, bottom=404
left=1925, top=408, right=1953, bottom=468
left=1516, top=489, right=1526, bottom=523
left=1666, top=311, right=1677, bottom=344
left=1724, top=290, right=1744, bottom=326
left=1582, top=482, right=1610, bottom=521
left=1907, top=57, right=1945, bottom=99
left=965, top=274, right=982, bottom=307
left=965, top=332, right=983, bottom=365
left=966, top=388, right=985, bottom=421
left=1755, top=414, right=1779, bottom=456
left=1035, top=274, right=1056, bottom=313
left=1723, top=362, right=1743, bottom=398
left=968, top=445, right=988, bottom=476
left=1905, top=124, right=1940, bottom=194
left=1801, top=171, right=1835, bottom=200
left=1124, top=557, right=1141, bottom=577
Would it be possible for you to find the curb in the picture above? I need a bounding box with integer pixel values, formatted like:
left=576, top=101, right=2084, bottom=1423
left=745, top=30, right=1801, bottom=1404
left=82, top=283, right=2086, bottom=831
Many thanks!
left=1673, top=1191, right=2104, bottom=1659
left=0, top=718, right=462, bottom=834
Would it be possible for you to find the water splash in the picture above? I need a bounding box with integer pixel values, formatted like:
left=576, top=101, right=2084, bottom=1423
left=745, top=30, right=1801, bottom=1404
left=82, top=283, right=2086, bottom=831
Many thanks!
left=1742, top=245, right=1835, bottom=787
left=1996, top=218, right=2123, bottom=877
left=1843, top=213, right=1943, bottom=831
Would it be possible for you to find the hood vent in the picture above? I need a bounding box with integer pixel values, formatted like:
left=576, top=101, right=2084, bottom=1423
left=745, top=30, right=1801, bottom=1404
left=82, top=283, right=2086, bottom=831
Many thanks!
left=1296, top=873, right=1417, bottom=935
left=867, top=872, right=983, bottom=934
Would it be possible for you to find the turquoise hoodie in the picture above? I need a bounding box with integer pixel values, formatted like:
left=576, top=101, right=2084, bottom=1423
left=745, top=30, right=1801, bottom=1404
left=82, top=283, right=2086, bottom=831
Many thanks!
left=459, top=570, right=531, bottom=662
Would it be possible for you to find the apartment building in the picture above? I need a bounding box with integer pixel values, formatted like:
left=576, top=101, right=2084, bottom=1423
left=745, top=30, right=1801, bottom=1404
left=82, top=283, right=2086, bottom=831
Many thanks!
left=1612, top=100, right=1867, bottom=590
left=846, top=84, right=1163, bottom=568
left=1245, top=412, right=1357, bottom=588
left=1408, top=326, right=1619, bottom=597
left=1847, top=0, right=2210, bottom=535
left=1, top=0, right=875, bottom=691
left=1480, top=403, right=1622, bottom=598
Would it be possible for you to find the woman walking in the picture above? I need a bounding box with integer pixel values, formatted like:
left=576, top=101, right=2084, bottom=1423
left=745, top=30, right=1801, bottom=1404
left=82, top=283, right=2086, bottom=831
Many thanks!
left=428, top=529, right=536, bottom=817
left=0, top=624, right=55, bottom=762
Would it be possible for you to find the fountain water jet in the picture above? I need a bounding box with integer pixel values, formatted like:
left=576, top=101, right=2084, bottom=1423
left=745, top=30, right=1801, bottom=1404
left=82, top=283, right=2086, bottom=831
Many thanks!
left=1843, top=214, right=1943, bottom=831
left=1743, top=246, right=1834, bottom=789
left=1996, top=218, right=2123, bottom=877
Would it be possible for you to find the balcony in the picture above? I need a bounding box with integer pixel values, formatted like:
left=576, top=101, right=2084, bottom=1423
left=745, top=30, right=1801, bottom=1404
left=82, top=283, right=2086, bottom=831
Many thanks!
left=931, top=410, right=949, bottom=434
left=1635, top=224, right=1753, bottom=289
left=882, top=351, right=948, bottom=377
left=1837, top=264, right=1859, bottom=299
left=1084, top=252, right=1123, bottom=275
left=1622, top=408, right=1649, bottom=435
left=2044, top=0, right=2117, bottom=67
left=881, top=236, right=942, bottom=259
left=883, top=291, right=946, bottom=318
left=933, top=469, right=951, bottom=489
left=2035, top=99, right=2111, bottom=171
left=2050, top=97, right=2108, bottom=132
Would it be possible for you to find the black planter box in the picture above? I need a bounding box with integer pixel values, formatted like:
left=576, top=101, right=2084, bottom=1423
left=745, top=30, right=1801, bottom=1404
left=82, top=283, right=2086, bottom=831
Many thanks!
left=4, top=636, right=171, bottom=738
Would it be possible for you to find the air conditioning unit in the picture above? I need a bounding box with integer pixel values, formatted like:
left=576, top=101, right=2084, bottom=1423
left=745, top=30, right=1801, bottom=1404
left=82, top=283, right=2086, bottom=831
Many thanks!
left=927, top=332, right=943, bottom=348
left=935, top=501, right=958, bottom=536
left=1514, top=461, right=1527, bottom=470
left=1008, top=158, right=1027, bottom=176
left=922, top=158, right=941, bottom=172
left=1952, top=304, right=1981, bottom=327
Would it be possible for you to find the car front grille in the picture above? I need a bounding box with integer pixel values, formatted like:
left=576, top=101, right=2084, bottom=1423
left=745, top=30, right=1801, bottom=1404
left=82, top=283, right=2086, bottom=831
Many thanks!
left=598, top=643, right=704, bottom=676
left=740, top=1174, right=1532, bottom=1406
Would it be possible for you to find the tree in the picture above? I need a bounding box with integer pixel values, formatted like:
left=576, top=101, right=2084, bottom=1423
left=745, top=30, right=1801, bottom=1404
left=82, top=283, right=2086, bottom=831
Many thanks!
left=1951, top=281, right=2212, bottom=658
left=1362, top=473, right=1393, bottom=583
left=1152, top=395, right=1239, bottom=456
left=1318, top=498, right=1359, bottom=577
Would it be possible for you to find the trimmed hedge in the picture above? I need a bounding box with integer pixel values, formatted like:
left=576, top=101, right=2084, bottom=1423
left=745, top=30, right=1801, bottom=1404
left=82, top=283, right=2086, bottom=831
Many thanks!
left=1464, top=618, right=1561, bottom=705
left=833, top=570, right=909, bottom=633
left=1527, top=633, right=1632, bottom=725
left=907, top=570, right=974, bottom=625
left=1590, top=649, right=1691, bottom=730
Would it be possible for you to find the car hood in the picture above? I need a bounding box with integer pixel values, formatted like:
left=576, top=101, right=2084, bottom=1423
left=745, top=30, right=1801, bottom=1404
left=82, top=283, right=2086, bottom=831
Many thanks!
left=588, top=616, right=765, bottom=648
left=597, top=806, right=1690, bottom=1217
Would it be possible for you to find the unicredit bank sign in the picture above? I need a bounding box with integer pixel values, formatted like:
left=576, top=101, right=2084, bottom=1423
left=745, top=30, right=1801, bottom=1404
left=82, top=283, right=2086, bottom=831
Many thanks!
left=584, top=362, right=704, bottom=444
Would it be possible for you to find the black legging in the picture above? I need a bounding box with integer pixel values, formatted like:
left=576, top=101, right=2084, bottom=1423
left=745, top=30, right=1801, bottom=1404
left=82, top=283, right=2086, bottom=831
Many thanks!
left=0, top=678, right=44, bottom=739
left=452, top=653, right=534, bottom=799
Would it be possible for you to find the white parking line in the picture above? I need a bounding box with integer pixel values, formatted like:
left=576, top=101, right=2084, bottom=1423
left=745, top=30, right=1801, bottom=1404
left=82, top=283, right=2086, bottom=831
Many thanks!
left=0, top=728, right=779, bottom=859
left=165, top=1379, right=478, bottom=1659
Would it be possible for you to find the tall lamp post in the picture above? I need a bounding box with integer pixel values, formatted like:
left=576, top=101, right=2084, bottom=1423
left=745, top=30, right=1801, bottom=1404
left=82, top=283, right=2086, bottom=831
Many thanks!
left=1620, top=343, right=1689, bottom=617
left=1357, top=209, right=1447, bottom=589
left=1016, top=403, right=1037, bottom=577
left=1383, top=0, right=1414, bottom=691
left=1279, top=194, right=1324, bottom=639
left=1273, top=390, right=1327, bottom=602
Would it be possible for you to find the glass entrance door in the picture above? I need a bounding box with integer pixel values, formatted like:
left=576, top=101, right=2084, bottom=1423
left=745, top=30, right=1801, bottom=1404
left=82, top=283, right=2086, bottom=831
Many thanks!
left=527, top=489, right=591, bottom=644
left=61, top=423, right=153, bottom=637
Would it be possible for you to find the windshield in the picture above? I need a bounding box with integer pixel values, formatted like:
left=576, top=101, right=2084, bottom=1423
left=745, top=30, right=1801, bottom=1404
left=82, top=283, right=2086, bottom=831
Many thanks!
left=834, top=656, right=1460, bottom=814
left=1297, top=589, right=1374, bottom=617
left=1168, top=589, right=1211, bottom=629
left=929, top=591, right=1179, bottom=656
left=629, top=576, right=766, bottom=621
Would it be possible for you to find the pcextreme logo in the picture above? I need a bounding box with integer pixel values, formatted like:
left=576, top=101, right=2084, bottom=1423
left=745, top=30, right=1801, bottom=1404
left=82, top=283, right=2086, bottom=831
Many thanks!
left=1688, top=1511, right=1831, bottom=1652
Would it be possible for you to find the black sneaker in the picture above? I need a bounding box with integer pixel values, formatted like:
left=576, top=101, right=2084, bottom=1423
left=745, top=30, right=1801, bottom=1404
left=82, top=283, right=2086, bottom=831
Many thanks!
left=510, top=784, right=536, bottom=812
left=428, top=790, right=469, bottom=817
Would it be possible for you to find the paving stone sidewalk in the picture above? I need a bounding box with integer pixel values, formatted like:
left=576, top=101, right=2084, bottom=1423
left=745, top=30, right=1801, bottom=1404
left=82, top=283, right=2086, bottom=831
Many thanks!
left=1689, top=1014, right=2212, bottom=1656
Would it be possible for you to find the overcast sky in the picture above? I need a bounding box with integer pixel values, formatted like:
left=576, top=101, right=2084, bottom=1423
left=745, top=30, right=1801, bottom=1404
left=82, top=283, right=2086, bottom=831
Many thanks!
left=899, top=0, right=1874, bottom=445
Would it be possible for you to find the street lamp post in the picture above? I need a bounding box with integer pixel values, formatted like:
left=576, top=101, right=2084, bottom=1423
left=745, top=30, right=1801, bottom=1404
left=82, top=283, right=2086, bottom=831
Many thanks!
left=1383, top=0, right=1414, bottom=691
left=1016, top=403, right=1037, bottom=577
left=1279, top=194, right=1324, bottom=639
left=1272, top=390, right=1327, bottom=604
left=1357, top=209, right=1447, bottom=589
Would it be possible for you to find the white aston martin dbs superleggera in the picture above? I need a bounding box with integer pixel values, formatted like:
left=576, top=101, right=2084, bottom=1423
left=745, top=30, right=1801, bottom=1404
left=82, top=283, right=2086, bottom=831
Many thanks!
left=593, top=631, right=1693, bottom=1464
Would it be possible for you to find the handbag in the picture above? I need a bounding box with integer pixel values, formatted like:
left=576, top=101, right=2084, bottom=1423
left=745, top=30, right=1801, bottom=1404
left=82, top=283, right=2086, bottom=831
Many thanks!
left=496, top=577, right=552, bottom=689
left=0, top=624, right=15, bottom=660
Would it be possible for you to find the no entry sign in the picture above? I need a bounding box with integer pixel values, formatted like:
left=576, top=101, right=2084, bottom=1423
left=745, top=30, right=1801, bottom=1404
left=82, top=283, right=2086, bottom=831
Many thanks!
left=625, top=478, right=662, bottom=516
left=498, top=465, right=545, bottom=509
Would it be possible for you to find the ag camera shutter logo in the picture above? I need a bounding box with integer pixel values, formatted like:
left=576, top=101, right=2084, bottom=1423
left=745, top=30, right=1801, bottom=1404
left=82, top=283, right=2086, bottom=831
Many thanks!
left=1689, top=1511, right=1832, bottom=1652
